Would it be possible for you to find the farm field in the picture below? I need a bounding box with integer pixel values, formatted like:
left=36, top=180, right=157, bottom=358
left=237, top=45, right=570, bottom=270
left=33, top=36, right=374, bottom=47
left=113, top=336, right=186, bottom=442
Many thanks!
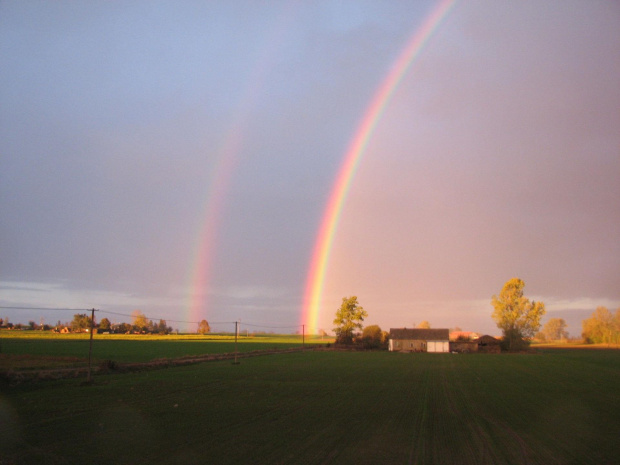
left=1, top=347, right=619, bottom=465
left=0, top=332, right=328, bottom=370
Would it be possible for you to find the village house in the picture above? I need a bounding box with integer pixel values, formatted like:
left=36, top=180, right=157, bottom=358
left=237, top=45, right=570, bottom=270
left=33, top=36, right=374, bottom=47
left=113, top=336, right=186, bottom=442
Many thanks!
left=389, top=328, right=450, bottom=353
left=449, top=331, right=480, bottom=341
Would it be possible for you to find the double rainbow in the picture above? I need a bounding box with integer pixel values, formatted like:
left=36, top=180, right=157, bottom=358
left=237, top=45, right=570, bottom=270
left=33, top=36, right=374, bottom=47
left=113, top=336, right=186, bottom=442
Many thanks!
left=301, top=0, right=456, bottom=333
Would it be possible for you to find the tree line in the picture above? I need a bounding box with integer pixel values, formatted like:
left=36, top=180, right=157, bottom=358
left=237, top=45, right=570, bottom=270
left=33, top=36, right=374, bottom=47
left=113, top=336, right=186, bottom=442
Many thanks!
left=0, top=310, right=174, bottom=335
left=581, top=307, right=620, bottom=344
left=331, top=278, right=618, bottom=352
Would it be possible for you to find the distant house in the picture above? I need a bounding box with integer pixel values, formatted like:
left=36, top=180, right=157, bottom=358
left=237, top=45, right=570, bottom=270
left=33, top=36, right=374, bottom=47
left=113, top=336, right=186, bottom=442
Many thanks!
left=389, top=328, right=450, bottom=353
left=449, top=331, right=480, bottom=341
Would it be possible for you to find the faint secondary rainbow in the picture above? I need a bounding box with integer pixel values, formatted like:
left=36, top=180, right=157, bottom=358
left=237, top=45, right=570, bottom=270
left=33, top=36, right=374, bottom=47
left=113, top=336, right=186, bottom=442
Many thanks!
left=186, top=136, right=241, bottom=328
left=186, top=5, right=301, bottom=330
left=301, top=0, right=457, bottom=333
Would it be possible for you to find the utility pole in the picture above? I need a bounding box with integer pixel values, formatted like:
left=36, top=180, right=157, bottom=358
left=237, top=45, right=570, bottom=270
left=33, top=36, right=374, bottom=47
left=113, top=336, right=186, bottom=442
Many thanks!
left=233, top=321, right=240, bottom=364
left=87, top=308, right=95, bottom=383
left=302, top=324, right=305, bottom=349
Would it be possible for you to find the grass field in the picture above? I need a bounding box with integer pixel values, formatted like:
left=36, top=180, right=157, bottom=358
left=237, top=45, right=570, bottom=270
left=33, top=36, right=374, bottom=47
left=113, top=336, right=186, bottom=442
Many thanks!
left=0, top=331, right=329, bottom=369
left=1, top=342, right=619, bottom=465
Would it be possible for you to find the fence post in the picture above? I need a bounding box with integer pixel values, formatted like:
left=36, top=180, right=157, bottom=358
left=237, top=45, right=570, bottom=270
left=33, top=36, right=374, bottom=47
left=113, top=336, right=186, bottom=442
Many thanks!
left=87, top=308, right=95, bottom=383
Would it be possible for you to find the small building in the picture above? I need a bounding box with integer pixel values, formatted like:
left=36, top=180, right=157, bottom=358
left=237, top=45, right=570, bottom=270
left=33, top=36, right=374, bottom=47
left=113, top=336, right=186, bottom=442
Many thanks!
left=449, top=340, right=478, bottom=353
left=477, top=335, right=501, bottom=353
left=389, top=328, right=450, bottom=353
left=449, top=331, right=480, bottom=341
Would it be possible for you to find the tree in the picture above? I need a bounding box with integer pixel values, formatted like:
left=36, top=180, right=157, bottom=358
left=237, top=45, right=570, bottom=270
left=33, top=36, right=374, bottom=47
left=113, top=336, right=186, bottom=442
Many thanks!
left=417, top=321, right=431, bottom=329
left=534, top=331, right=546, bottom=342
left=333, top=296, right=367, bottom=344
left=360, top=324, right=385, bottom=349
left=582, top=307, right=618, bottom=344
left=491, top=278, right=545, bottom=351
left=131, top=310, right=147, bottom=332
left=116, top=322, right=132, bottom=334
left=542, top=318, right=568, bottom=341
left=99, top=317, right=111, bottom=331
left=157, top=319, right=170, bottom=335
left=197, top=319, right=211, bottom=334
left=71, top=313, right=92, bottom=332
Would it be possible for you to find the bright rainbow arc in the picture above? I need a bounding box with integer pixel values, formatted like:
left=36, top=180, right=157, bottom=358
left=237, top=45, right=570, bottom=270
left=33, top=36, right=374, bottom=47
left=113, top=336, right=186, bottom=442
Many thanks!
left=301, top=0, right=456, bottom=334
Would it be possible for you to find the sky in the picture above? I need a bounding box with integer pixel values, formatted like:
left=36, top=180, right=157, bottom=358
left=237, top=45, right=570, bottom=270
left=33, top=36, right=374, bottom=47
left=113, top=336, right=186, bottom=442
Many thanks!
left=1, top=0, right=619, bottom=336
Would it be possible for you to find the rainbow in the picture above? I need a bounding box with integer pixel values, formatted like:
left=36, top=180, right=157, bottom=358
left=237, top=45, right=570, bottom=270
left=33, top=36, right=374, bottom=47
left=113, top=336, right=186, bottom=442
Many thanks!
left=301, top=0, right=456, bottom=333
left=186, top=9, right=300, bottom=329
left=186, top=136, right=241, bottom=327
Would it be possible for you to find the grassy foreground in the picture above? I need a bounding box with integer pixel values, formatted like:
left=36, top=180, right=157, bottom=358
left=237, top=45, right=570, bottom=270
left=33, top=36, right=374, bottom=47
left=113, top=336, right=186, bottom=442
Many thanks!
left=1, top=348, right=619, bottom=465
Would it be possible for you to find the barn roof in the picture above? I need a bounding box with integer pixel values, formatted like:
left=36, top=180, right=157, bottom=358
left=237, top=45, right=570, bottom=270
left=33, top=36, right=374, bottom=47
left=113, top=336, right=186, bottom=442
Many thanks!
left=477, top=335, right=500, bottom=345
left=389, top=328, right=450, bottom=341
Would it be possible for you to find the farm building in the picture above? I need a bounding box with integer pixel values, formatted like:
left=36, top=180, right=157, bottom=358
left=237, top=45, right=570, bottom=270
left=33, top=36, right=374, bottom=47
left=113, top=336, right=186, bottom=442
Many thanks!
left=449, top=331, right=480, bottom=341
left=477, top=335, right=501, bottom=353
left=449, top=340, right=478, bottom=353
left=389, top=328, right=450, bottom=353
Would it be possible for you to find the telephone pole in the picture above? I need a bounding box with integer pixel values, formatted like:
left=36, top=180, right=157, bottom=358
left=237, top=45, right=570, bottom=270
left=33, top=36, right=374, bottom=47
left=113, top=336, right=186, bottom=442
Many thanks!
left=87, top=308, right=95, bottom=383
left=233, top=320, right=240, bottom=364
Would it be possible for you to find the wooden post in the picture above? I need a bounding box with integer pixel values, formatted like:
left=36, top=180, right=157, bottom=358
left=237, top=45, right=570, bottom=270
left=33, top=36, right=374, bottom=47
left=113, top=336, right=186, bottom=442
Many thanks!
left=87, top=308, right=95, bottom=383
left=233, top=321, right=239, bottom=364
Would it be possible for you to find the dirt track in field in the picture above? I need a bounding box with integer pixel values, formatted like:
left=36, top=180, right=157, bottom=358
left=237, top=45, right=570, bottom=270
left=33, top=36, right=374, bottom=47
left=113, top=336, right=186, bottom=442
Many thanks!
left=0, top=347, right=316, bottom=384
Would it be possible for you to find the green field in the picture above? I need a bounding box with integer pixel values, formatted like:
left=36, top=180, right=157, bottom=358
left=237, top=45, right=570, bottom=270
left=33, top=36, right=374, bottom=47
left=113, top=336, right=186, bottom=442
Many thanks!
left=0, top=332, right=328, bottom=369
left=1, top=341, right=619, bottom=465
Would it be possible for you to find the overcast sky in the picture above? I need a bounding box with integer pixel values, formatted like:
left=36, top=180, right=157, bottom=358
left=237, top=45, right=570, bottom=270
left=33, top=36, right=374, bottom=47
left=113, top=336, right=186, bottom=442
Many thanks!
left=1, top=0, right=619, bottom=335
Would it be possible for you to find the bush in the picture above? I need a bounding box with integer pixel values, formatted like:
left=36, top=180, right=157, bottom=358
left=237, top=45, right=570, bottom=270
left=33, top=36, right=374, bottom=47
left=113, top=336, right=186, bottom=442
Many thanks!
left=500, top=329, right=530, bottom=352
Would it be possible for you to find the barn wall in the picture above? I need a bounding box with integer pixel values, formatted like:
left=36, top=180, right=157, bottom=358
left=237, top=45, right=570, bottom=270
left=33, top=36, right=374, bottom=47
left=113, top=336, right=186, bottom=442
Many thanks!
left=427, top=341, right=449, bottom=352
left=449, top=341, right=478, bottom=353
left=389, top=339, right=426, bottom=352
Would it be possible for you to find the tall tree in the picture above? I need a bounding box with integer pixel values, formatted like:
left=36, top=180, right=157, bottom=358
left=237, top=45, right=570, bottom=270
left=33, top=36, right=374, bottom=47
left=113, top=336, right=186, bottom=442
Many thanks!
left=197, top=319, right=211, bottom=334
left=542, top=318, right=568, bottom=341
left=98, top=317, right=111, bottom=331
left=491, top=278, right=545, bottom=351
left=131, top=310, right=147, bottom=331
left=157, top=319, right=170, bottom=335
left=333, top=296, right=367, bottom=344
left=70, top=313, right=92, bottom=332
left=417, top=321, right=431, bottom=329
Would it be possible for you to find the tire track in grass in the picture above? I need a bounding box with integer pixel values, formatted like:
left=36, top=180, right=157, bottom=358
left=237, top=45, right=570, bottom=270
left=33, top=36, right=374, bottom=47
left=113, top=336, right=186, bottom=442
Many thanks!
left=436, top=355, right=485, bottom=465
left=407, top=356, right=431, bottom=464
left=440, top=355, right=505, bottom=465
left=135, top=352, right=347, bottom=464
left=447, top=354, right=557, bottom=465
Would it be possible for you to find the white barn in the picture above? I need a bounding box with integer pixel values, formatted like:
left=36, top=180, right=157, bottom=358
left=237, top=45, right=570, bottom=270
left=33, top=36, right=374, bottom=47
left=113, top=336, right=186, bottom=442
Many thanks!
left=389, top=328, right=450, bottom=353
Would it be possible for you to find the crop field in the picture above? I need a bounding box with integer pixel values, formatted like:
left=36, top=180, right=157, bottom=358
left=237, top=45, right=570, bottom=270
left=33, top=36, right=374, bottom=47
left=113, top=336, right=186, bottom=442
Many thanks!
left=1, top=344, right=619, bottom=465
left=0, top=332, right=328, bottom=370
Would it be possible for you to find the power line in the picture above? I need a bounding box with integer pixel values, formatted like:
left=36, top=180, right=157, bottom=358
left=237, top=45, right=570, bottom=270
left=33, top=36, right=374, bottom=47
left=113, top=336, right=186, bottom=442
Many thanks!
left=241, top=321, right=301, bottom=329
left=1, top=306, right=304, bottom=330
left=0, top=305, right=95, bottom=312
left=96, top=309, right=235, bottom=326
